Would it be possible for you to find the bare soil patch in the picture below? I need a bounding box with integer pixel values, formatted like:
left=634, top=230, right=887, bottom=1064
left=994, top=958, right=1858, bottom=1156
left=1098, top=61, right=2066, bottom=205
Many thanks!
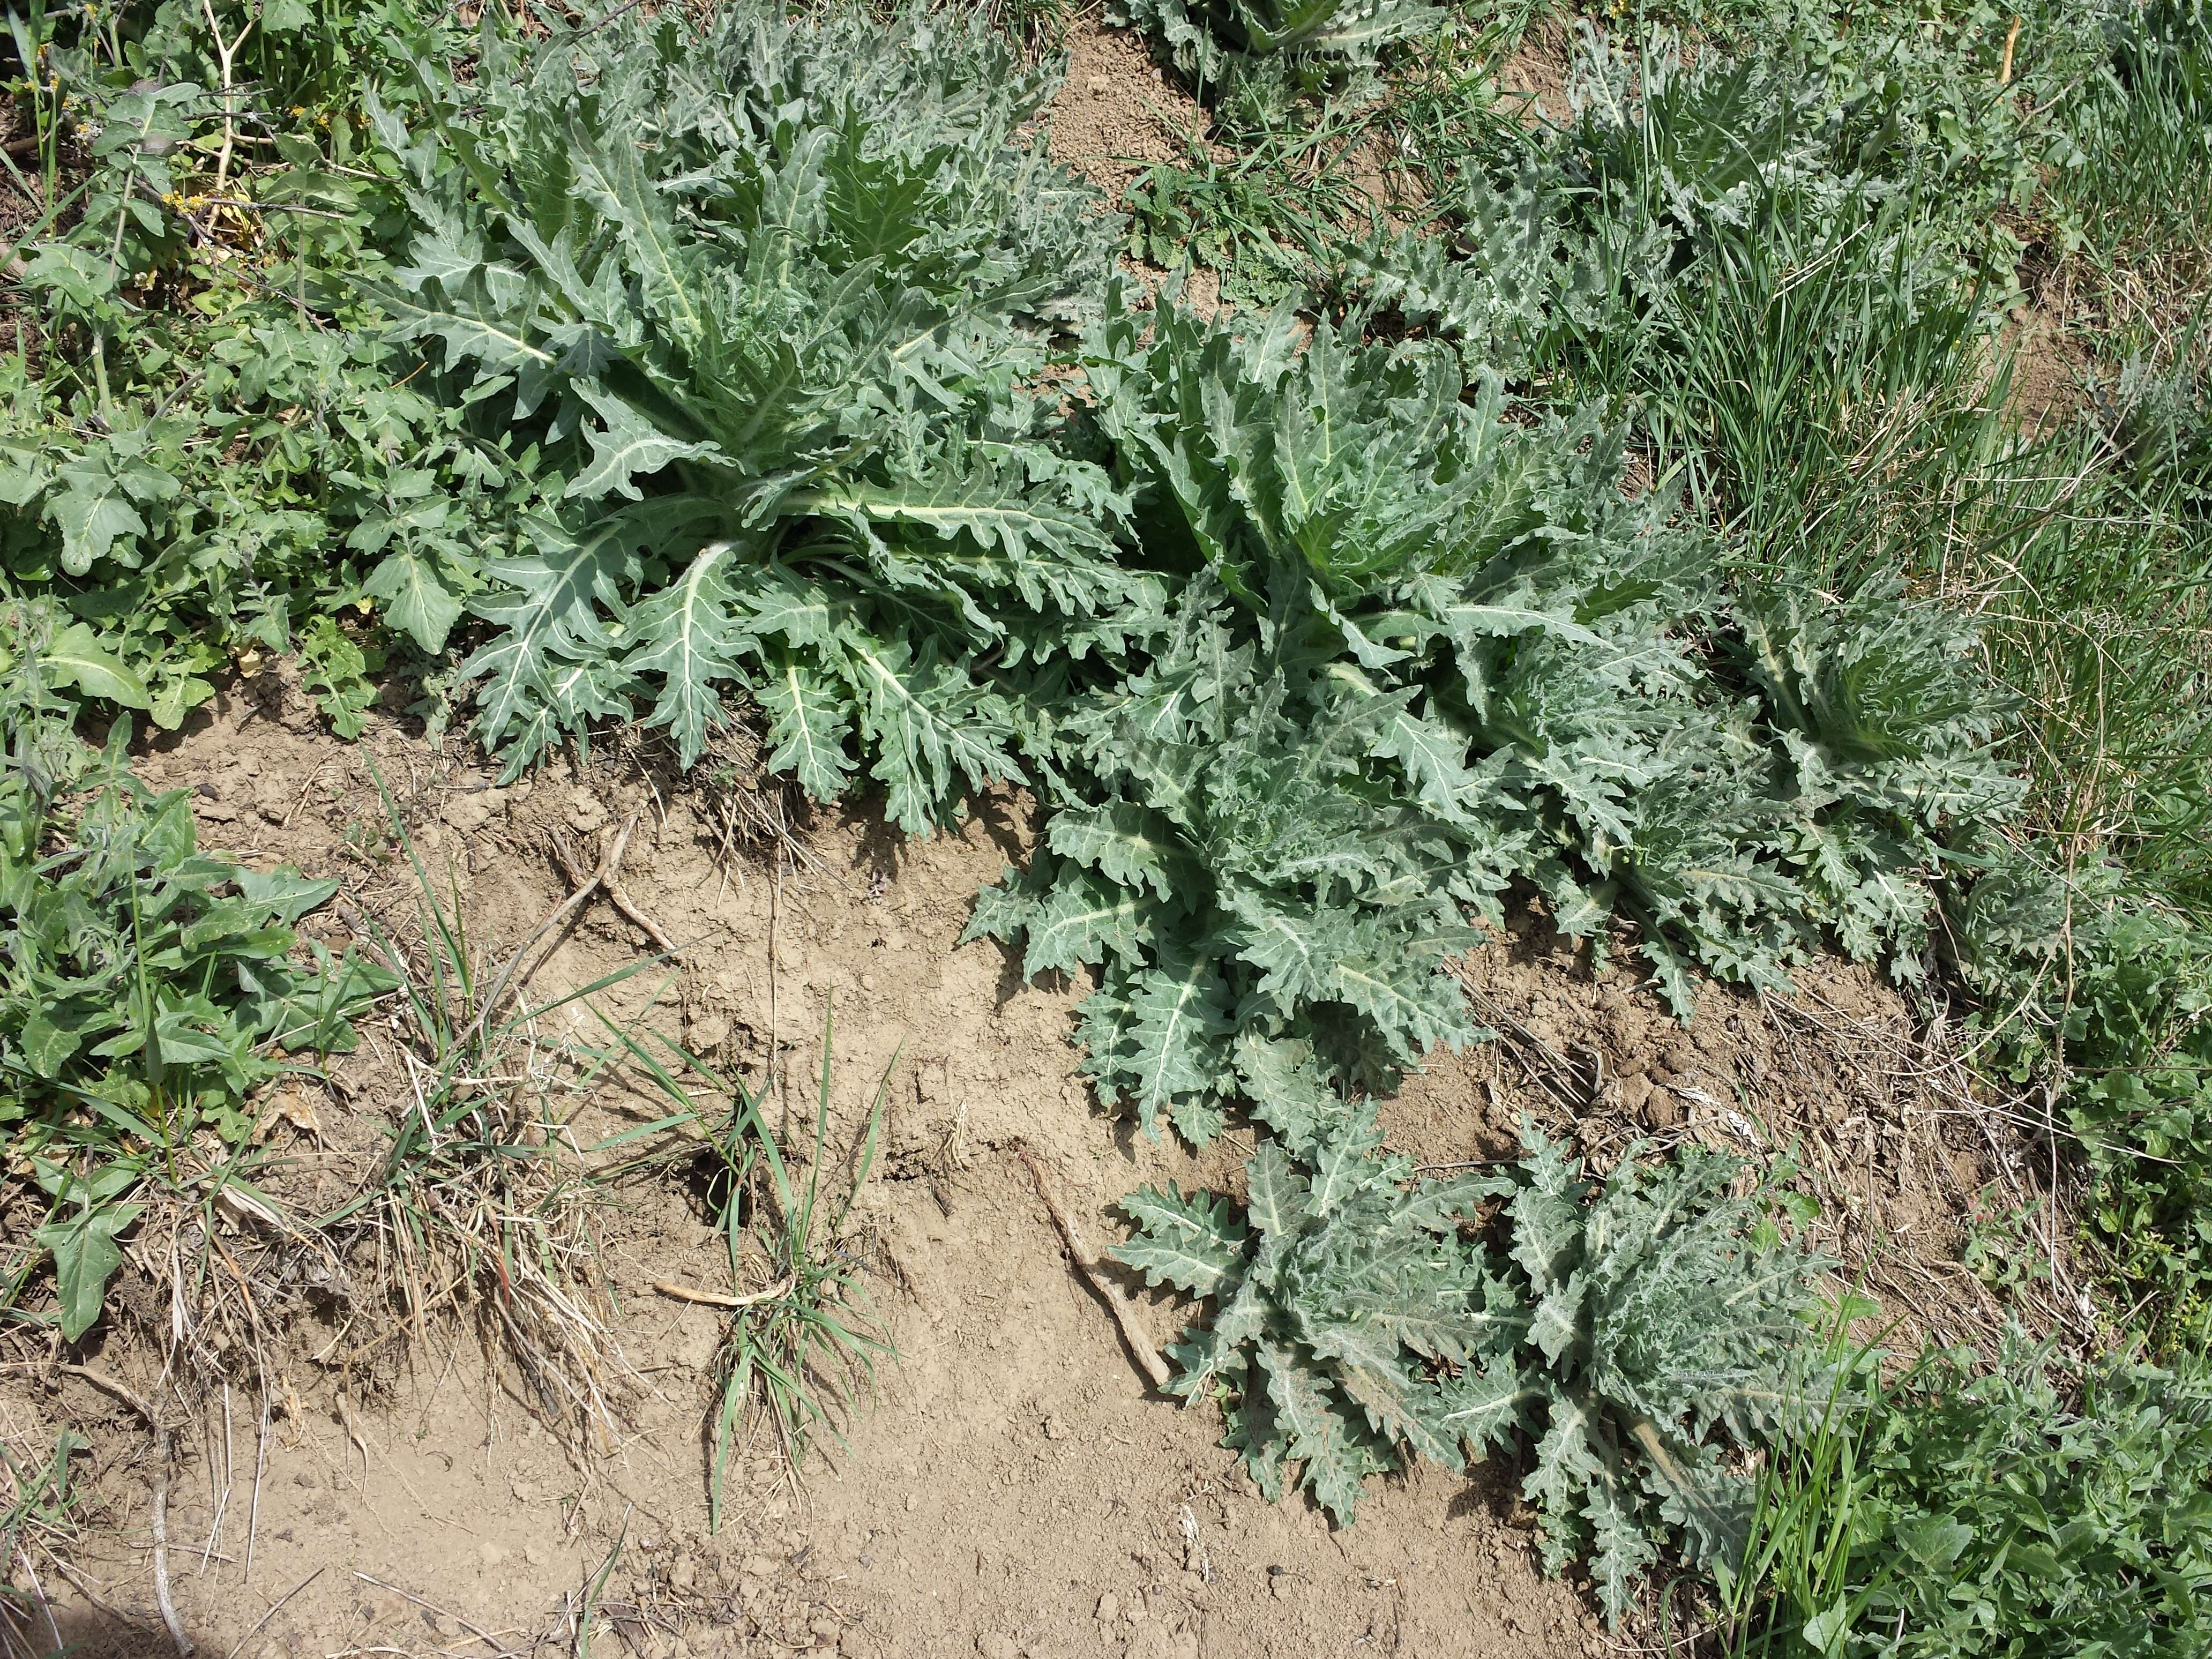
left=1045, top=20, right=1199, bottom=205
left=1998, top=302, right=2094, bottom=435
left=1496, top=17, right=1577, bottom=128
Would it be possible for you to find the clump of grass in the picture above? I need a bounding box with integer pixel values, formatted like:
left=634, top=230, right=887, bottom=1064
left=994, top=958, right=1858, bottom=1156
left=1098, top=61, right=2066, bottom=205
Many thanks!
left=603, top=1004, right=891, bottom=1531
left=1122, top=4, right=1543, bottom=311
left=2040, top=0, right=2212, bottom=358
left=319, top=781, right=646, bottom=1436
left=0, top=1425, right=83, bottom=1659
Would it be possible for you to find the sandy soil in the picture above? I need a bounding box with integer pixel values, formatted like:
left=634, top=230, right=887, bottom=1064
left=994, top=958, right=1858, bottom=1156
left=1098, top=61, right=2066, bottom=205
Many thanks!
left=1046, top=20, right=1199, bottom=202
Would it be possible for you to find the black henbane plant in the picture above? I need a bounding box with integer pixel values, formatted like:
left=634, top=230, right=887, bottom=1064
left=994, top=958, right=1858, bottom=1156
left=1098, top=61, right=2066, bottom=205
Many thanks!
left=1118, top=1114, right=1835, bottom=1623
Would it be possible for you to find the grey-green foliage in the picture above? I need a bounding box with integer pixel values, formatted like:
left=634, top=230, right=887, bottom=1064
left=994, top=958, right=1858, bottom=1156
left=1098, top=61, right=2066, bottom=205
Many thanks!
left=1117, top=0, right=1437, bottom=118
left=1487, top=1132, right=1833, bottom=1620
left=967, top=291, right=2013, bottom=1144
left=1336, top=165, right=1636, bottom=383
left=369, top=3, right=1141, bottom=821
left=1520, top=14, right=2112, bottom=293
left=1116, top=1101, right=1525, bottom=1524
left=1117, top=1117, right=1835, bottom=1623
left=1122, top=0, right=1439, bottom=75
left=368, top=4, right=2019, bottom=1156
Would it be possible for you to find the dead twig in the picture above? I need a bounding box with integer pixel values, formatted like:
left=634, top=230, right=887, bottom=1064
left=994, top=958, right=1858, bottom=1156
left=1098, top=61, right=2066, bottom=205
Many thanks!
left=242, top=1392, right=270, bottom=1579
left=1014, top=1144, right=1171, bottom=1391
left=198, top=1383, right=233, bottom=1575
left=153, top=1425, right=193, bottom=1655
left=468, top=811, right=676, bottom=1047
left=222, top=1566, right=324, bottom=1659
left=651, top=1276, right=795, bottom=1310
left=58, top=1363, right=158, bottom=1423
left=197, top=0, right=254, bottom=193
left=548, top=813, right=684, bottom=960
left=350, top=1571, right=507, bottom=1650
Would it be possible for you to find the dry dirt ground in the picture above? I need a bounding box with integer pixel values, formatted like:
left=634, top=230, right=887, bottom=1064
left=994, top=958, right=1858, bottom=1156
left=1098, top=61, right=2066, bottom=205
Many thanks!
left=3, top=20, right=2078, bottom=1659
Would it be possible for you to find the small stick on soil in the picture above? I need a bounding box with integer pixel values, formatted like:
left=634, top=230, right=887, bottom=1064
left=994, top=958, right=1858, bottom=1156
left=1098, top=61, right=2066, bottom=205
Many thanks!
left=1998, top=14, right=2022, bottom=86
left=652, top=1275, right=796, bottom=1310
left=604, top=878, right=683, bottom=960
left=470, top=811, right=677, bottom=1043
left=1014, top=1145, right=1171, bottom=1392
left=153, top=1425, right=195, bottom=1655
left=222, top=1566, right=323, bottom=1659
left=58, top=1351, right=200, bottom=1638
left=59, top=1363, right=156, bottom=1422
left=351, top=1571, right=507, bottom=1649
left=242, top=1392, right=270, bottom=1579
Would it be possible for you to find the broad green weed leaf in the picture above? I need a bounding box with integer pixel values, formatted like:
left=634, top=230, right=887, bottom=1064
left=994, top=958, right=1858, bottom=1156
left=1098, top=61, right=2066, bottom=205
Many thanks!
left=19, top=1010, right=83, bottom=1077
left=50, top=482, right=145, bottom=577
left=364, top=549, right=469, bottom=653
left=35, top=1202, right=143, bottom=1343
left=44, top=624, right=151, bottom=709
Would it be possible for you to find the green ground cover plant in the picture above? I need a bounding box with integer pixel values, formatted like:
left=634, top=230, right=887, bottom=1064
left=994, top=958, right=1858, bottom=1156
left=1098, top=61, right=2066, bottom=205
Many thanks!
left=0, top=621, right=390, bottom=1342
left=1725, top=1337, right=2212, bottom=1657
left=1, top=0, right=502, bottom=731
